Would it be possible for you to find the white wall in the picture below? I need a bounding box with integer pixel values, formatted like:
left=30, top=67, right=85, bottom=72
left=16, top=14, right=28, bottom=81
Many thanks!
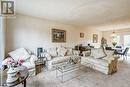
left=6, top=14, right=83, bottom=54
left=0, top=17, right=2, bottom=66
left=80, top=27, right=102, bottom=48
left=6, top=14, right=130, bottom=54
left=0, top=17, right=6, bottom=63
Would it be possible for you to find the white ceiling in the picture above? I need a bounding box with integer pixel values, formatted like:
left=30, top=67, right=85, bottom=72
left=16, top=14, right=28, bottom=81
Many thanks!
left=16, top=0, right=130, bottom=26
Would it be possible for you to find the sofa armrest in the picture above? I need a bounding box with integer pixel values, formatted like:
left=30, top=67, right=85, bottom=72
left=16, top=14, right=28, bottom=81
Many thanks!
left=108, top=56, right=118, bottom=75
left=30, top=55, right=38, bottom=65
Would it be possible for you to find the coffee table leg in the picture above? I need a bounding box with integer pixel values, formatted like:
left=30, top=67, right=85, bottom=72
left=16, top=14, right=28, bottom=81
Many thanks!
left=56, top=68, right=58, bottom=78
left=62, top=72, right=64, bottom=83
left=24, top=80, right=26, bottom=87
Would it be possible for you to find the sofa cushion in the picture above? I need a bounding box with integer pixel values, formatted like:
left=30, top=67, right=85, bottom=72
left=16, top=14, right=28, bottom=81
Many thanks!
left=9, top=48, right=30, bottom=61
left=57, top=47, right=67, bottom=56
left=81, top=60, right=109, bottom=70
left=81, top=57, right=109, bottom=67
left=91, top=48, right=106, bottom=59
left=104, top=50, right=114, bottom=58
left=51, top=56, right=70, bottom=64
left=22, top=61, right=35, bottom=69
left=103, top=56, right=116, bottom=63
left=47, top=47, right=57, bottom=57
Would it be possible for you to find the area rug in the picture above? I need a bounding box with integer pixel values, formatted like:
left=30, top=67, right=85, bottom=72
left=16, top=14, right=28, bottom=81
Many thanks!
left=21, top=60, right=130, bottom=87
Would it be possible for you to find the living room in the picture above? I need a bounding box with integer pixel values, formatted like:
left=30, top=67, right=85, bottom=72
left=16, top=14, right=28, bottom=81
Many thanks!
left=0, top=0, right=130, bottom=87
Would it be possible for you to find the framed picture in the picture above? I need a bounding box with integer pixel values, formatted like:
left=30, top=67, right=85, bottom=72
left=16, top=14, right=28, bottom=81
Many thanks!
left=52, top=29, right=66, bottom=43
left=80, top=33, right=84, bottom=38
left=93, top=34, right=98, bottom=43
left=1, top=1, right=14, bottom=15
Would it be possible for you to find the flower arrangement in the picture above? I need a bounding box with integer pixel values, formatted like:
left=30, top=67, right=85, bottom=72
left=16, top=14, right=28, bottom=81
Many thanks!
left=6, top=59, right=17, bottom=68
left=5, top=57, right=25, bottom=68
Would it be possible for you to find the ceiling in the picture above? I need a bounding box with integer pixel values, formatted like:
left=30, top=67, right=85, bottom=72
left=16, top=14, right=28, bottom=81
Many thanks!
left=16, top=0, right=130, bottom=27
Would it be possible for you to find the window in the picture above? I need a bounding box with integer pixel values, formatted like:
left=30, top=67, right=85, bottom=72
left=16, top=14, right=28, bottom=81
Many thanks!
left=112, top=35, right=120, bottom=45
left=116, top=36, right=120, bottom=45
left=124, top=35, right=130, bottom=46
left=124, top=35, right=130, bottom=55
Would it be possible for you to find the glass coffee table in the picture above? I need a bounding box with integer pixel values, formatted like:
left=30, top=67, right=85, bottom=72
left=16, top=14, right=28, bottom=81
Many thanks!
left=56, top=62, right=82, bottom=83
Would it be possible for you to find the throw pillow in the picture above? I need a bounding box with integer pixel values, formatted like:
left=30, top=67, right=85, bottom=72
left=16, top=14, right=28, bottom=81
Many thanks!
left=91, top=48, right=106, bottom=59
left=57, top=47, right=67, bottom=56
left=66, top=48, right=73, bottom=56
left=44, top=52, right=52, bottom=60
left=8, top=48, right=30, bottom=61
left=104, top=50, right=114, bottom=58
left=47, top=47, right=57, bottom=57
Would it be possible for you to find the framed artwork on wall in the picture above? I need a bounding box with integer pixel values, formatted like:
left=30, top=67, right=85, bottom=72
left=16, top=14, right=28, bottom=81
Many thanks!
left=52, top=29, right=66, bottom=43
left=80, top=33, right=84, bottom=38
left=93, top=34, right=98, bottom=43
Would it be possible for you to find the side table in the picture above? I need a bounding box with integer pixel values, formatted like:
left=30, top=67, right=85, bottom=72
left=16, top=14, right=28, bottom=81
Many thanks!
left=1, top=66, right=29, bottom=87
left=35, top=60, right=44, bottom=75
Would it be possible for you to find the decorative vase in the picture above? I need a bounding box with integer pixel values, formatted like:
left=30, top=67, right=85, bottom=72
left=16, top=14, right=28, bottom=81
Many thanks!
left=6, top=67, right=19, bottom=84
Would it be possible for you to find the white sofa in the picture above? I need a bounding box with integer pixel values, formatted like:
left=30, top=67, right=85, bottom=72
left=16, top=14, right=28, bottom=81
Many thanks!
left=44, top=47, right=80, bottom=69
left=2, top=48, right=38, bottom=76
left=81, top=48, right=119, bottom=74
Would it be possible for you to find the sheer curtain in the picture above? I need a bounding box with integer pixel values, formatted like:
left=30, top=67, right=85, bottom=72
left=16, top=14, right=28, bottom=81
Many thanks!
left=116, top=34, right=130, bottom=55
left=124, top=35, right=130, bottom=55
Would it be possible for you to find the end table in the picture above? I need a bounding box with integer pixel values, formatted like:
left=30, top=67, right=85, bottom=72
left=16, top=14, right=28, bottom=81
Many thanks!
left=2, top=66, right=29, bottom=87
left=35, top=60, right=44, bottom=75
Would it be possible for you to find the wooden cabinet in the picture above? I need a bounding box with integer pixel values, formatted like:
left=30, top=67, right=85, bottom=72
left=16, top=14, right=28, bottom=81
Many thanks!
left=35, top=63, right=44, bottom=75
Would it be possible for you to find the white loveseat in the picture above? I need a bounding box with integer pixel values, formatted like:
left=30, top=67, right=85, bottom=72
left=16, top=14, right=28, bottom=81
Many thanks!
left=44, top=47, right=80, bottom=69
left=2, top=48, right=38, bottom=76
left=81, top=48, right=119, bottom=74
